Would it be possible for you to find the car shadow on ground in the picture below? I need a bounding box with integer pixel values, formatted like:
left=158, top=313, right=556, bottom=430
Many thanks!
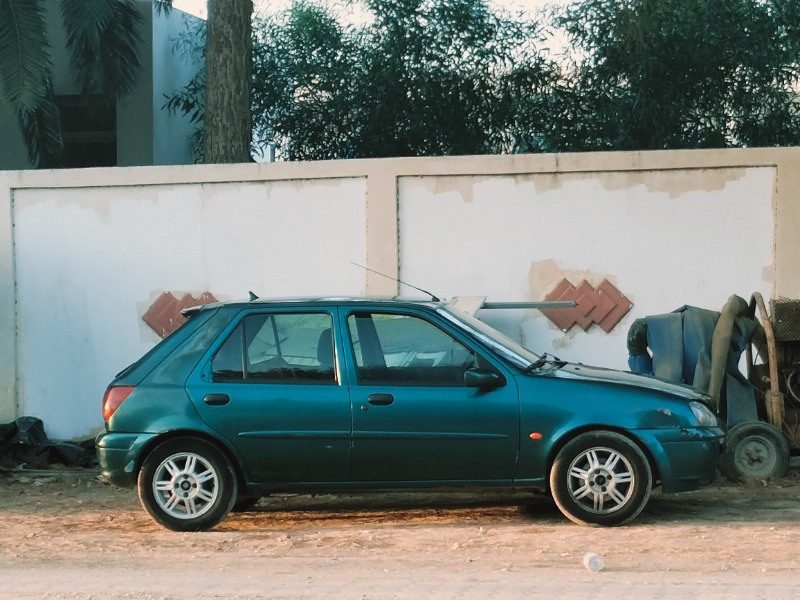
left=220, top=490, right=557, bottom=530
left=219, top=478, right=800, bottom=532
left=628, top=474, right=800, bottom=526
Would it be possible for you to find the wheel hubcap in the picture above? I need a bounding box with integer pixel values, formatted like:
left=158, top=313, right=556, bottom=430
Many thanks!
left=735, top=436, right=777, bottom=476
left=152, top=452, right=219, bottom=519
left=567, top=447, right=635, bottom=514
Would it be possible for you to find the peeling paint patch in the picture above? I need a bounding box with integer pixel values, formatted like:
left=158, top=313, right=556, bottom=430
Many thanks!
left=529, top=260, right=606, bottom=301
left=399, top=167, right=766, bottom=203
left=590, top=167, right=752, bottom=199
left=401, top=176, right=475, bottom=204
left=514, top=173, right=564, bottom=195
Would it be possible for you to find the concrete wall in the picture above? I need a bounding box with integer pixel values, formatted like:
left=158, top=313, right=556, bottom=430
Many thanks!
left=399, top=167, right=774, bottom=368
left=0, top=147, right=797, bottom=439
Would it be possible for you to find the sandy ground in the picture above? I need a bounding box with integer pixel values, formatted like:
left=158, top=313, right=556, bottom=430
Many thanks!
left=2, top=466, right=800, bottom=600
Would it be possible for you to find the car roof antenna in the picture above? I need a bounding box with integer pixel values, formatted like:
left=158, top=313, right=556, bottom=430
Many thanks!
left=248, top=291, right=259, bottom=301
left=350, top=262, right=440, bottom=302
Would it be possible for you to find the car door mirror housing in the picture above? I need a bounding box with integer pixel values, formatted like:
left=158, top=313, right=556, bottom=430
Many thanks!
left=464, top=368, right=503, bottom=389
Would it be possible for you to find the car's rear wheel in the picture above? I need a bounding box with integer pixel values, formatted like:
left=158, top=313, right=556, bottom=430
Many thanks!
left=138, top=437, right=237, bottom=532
left=550, top=431, right=652, bottom=526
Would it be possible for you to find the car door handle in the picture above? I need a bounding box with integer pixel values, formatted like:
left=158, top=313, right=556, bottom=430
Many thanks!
left=204, top=393, right=230, bottom=406
left=367, top=393, right=394, bottom=406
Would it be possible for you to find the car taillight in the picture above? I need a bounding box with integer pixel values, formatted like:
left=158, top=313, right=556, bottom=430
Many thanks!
left=102, top=386, right=135, bottom=421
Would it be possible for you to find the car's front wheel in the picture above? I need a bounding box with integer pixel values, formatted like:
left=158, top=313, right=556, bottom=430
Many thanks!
left=549, top=431, right=652, bottom=526
left=138, top=437, right=238, bottom=532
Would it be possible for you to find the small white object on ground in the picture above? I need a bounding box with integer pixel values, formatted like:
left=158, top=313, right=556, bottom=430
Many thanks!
left=582, top=552, right=604, bottom=572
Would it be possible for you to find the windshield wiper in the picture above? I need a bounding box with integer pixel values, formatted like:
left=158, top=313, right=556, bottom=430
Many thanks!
left=524, top=353, right=567, bottom=374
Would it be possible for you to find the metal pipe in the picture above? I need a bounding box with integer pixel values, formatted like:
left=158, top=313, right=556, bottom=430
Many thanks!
left=480, top=301, right=577, bottom=310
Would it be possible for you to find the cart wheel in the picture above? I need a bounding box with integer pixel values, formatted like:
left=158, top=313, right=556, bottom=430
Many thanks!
left=720, top=421, right=789, bottom=482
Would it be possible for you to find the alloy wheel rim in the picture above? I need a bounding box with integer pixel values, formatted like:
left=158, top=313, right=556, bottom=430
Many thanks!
left=566, top=447, right=635, bottom=514
left=152, top=452, right=219, bottom=519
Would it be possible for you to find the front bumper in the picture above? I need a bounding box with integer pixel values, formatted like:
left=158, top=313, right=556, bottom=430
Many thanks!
left=639, top=426, right=725, bottom=493
left=95, top=431, right=160, bottom=488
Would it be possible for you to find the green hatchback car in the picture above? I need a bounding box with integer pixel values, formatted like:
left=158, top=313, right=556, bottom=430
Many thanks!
left=97, top=297, right=724, bottom=531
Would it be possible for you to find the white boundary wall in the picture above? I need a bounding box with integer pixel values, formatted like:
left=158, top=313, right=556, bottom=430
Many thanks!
left=2, top=148, right=799, bottom=439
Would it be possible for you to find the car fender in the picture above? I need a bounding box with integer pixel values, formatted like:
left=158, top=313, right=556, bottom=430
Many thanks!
left=514, top=375, right=704, bottom=485
left=106, top=386, right=253, bottom=485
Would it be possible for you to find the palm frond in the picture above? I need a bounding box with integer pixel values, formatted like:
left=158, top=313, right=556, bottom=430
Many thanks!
left=0, top=0, right=53, bottom=112
left=154, top=0, right=174, bottom=16
left=18, top=86, right=63, bottom=168
left=61, top=0, right=144, bottom=99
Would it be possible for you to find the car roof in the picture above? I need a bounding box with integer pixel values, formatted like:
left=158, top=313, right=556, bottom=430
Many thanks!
left=250, top=295, right=441, bottom=307
left=184, top=296, right=445, bottom=317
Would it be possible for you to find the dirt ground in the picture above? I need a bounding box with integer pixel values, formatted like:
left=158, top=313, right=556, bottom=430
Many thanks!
left=2, top=466, right=800, bottom=600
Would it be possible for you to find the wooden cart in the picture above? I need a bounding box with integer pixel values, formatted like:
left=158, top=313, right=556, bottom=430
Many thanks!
left=721, top=292, right=797, bottom=481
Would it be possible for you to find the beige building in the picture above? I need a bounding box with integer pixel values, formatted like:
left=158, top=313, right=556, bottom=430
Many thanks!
left=0, top=1, right=201, bottom=170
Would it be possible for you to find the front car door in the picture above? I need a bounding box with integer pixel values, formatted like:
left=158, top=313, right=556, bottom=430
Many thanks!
left=342, top=307, right=520, bottom=484
left=186, top=308, right=351, bottom=485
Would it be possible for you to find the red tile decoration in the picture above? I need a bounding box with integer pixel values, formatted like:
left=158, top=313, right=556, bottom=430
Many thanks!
left=143, top=291, right=218, bottom=338
left=540, top=279, right=632, bottom=333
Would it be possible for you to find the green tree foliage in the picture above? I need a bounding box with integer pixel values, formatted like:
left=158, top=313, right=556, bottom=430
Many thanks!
left=245, top=0, right=557, bottom=159
left=344, top=0, right=554, bottom=157
left=251, top=2, right=358, bottom=160
left=238, top=0, right=800, bottom=158
left=0, top=0, right=143, bottom=167
left=550, top=0, right=800, bottom=150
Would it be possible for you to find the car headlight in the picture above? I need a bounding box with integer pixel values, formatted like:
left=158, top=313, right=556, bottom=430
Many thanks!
left=689, top=401, right=718, bottom=427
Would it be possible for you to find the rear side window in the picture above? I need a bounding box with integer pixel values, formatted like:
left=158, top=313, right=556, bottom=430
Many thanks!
left=211, top=312, right=335, bottom=384
left=147, top=308, right=229, bottom=385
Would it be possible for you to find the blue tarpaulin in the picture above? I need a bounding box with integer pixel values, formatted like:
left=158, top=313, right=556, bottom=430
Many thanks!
left=627, top=296, right=763, bottom=427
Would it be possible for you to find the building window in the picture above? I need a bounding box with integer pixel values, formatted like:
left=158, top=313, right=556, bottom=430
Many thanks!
left=55, top=95, right=116, bottom=168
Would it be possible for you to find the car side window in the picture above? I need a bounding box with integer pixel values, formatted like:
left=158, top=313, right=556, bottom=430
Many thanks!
left=211, top=312, right=336, bottom=384
left=347, top=311, right=476, bottom=387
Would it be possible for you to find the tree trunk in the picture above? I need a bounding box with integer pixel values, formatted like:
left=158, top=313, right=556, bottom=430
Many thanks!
left=204, top=0, right=253, bottom=163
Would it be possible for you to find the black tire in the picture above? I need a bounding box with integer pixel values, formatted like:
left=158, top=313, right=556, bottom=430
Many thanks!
left=550, top=431, right=652, bottom=526
left=138, top=437, right=238, bottom=532
left=719, top=421, right=789, bottom=483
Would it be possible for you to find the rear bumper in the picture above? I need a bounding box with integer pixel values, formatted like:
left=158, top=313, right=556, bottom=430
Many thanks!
left=95, top=431, right=159, bottom=488
left=639, top=426, right=724, bottom=493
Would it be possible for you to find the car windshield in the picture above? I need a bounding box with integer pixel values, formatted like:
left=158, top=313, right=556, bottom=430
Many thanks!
left=436, top=305, right=540, bottom=370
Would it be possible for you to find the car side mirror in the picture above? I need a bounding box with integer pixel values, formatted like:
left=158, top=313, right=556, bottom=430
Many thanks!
left=464, top=368, right=502, bottom=389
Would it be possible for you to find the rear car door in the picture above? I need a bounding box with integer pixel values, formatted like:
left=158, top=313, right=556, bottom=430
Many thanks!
left=186, top=308, right=351, bottom=485
left=342, top=308, right=520, bottom=484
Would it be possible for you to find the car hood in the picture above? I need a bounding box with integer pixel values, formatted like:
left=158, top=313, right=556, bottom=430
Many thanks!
left=543, top=362, right=708, bottom=402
